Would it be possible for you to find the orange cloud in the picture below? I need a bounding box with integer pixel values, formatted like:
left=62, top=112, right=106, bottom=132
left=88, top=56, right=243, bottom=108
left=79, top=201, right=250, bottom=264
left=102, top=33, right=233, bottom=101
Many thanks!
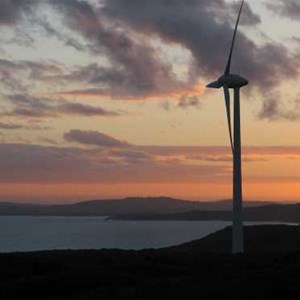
left=51, top=83, right=205, bottom=101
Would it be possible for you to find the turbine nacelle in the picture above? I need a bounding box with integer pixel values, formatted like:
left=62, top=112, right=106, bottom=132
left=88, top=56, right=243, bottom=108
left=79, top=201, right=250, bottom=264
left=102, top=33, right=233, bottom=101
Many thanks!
left=207, top=74, right=248, bottom=89
left=219, top=74, right=248, bottom=89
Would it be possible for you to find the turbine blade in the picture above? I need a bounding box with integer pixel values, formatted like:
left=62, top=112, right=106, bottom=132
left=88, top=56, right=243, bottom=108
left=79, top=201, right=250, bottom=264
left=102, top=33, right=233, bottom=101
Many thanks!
left=223, top=86, right=234, bottom=154
left=224, top=0, right=245, bottom=75
left=207, top=81, right=222, bottom=89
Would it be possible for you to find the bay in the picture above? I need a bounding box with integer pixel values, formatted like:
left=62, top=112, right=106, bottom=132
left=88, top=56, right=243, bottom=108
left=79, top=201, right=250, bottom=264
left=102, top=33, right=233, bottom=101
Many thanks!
left=0, top=216, right=289, bottom=253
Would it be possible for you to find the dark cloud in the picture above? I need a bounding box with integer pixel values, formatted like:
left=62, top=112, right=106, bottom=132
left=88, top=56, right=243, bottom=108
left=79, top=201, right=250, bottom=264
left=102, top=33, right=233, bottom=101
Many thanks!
left=25, top=119, right=51, bottom=130
left=0, top=0, right=297, bottom=96
left=102, top=0, right=299, bottom=92
left=265, top=0, right=300, bottom=20
left=230, top=1, right=261, bottom=26
left=4, top=93, right=121, bottom=118
left=59, top=102, right=120, bottom=117
left=0, top=0, right=298, bottom=124
left=159, top=100, right=171, bottom=111
left=0, top=122, right=23, bottom=130
left=7, top=29, right=35, bottom=47
left=258, top=97, right=281, bottom=121
left=0, top=0, right=83, bottom=49
left=0, top=59, right=63, bottom=92
left=64, top=129, right=130, bottom=148
left=158, top=96, right=201, bottom=111
left=0, top=0, right=33, bottom=25
left=47, top=0, right=191, bottom=98
left=108, top=148, right=154, bottom=165
left=0, top=120, right=50, bottom=131
left=5, top=94, right=58, bottom=118
left=35, top=18, right=87, bottom=52
left=178, top=95, right=201, bottom=109
left=258, top=94, right=300, bottom=121
left=37, top=137, right=59, bottom=145
left=10, top=107, right=55, bottom=118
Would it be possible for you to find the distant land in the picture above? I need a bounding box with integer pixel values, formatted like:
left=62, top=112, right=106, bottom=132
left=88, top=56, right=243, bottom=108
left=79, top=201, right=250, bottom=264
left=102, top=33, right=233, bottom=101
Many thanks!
left=1, top=225, right=300, bottom=299
left=0, top=197, right=274, bottom=216
left=1, top=197, right=300, bottom=223
left=114, top=203, right=300, bottom=223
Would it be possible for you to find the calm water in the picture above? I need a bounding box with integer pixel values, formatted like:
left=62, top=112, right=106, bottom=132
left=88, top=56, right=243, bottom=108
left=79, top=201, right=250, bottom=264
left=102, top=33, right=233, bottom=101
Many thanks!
left=0, top=216, right=232, bottom=252
left=0, top=217, right=287, bottom=253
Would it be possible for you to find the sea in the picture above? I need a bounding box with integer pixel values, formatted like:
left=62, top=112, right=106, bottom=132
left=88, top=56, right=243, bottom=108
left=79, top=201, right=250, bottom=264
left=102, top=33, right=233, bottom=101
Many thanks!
left=0, top=216, right=290, bottom=253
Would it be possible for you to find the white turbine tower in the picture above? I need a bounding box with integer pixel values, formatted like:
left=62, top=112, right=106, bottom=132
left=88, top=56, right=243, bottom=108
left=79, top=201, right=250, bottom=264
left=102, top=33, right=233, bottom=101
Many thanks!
left=207, top=0, right=248, bottom=254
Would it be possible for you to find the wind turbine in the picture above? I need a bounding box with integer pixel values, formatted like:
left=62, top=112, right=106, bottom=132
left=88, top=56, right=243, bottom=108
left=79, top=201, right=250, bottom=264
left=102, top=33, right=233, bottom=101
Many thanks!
left=207, top=0, right=248, bottom=254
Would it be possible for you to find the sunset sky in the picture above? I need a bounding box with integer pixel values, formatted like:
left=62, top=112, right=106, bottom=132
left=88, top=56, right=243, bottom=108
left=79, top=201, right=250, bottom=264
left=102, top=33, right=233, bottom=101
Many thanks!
left=1, top=0, right=300, bottom=203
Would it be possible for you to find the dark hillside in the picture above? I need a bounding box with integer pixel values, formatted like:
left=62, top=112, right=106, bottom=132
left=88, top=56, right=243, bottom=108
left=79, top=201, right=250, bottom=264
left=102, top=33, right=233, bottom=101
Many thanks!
left=0, top=225, right=299, bottom=299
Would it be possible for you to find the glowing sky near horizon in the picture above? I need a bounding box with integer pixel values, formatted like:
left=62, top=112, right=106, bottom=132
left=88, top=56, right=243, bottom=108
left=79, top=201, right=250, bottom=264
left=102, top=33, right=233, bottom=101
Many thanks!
left=1, top=0, right=300, bottom=203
